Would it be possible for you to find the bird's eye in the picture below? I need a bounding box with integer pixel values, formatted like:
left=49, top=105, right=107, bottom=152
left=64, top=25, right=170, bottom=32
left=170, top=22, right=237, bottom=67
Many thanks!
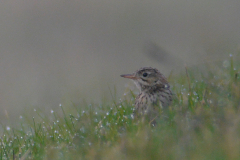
left=142, top=73, right=148, bottom=77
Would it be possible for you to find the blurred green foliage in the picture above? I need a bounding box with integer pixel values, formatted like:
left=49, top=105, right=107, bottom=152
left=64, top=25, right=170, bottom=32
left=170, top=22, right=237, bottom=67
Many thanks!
left=1, top=57, right=240, bottom=159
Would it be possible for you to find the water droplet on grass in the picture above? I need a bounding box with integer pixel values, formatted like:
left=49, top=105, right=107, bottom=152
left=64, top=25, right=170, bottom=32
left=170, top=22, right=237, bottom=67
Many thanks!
left=131, top=114, right=134, bottom=119
left=80, top=127, right=85, bottom=133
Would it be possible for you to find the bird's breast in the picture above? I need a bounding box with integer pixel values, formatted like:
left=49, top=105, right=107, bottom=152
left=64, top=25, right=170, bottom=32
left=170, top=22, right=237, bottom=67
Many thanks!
left=135, top=90, right=172, bottom=113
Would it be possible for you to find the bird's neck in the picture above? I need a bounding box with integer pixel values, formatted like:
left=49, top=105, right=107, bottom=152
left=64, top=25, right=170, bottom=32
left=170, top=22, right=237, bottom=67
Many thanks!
left=140, top=84, right=167, bottom=94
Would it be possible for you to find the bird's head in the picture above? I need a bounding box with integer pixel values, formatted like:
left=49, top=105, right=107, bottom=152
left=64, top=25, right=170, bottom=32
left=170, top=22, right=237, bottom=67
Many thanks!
left=121, top=67, right=169, bottom=92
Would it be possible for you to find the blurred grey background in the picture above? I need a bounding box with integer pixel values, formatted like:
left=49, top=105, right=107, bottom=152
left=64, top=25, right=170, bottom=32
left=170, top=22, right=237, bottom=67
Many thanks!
left=0, top=0, right=240, bottom=124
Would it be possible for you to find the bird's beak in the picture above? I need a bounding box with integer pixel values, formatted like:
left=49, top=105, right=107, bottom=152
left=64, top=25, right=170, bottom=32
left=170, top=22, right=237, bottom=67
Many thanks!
left=120, top=74, right=137, bottom=79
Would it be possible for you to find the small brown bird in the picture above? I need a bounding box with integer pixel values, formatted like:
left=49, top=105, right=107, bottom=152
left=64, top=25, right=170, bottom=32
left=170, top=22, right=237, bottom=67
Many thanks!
left=121, top=67, right=172, bottom=124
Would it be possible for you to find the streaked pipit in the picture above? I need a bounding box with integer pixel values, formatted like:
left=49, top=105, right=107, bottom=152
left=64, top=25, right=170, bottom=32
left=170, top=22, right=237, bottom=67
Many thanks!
left=121, top=67, right=172, bottom=124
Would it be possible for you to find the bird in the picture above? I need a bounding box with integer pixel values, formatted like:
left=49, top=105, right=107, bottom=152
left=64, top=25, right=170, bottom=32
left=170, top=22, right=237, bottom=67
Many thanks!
left=121, top=67, right=172, bottom=125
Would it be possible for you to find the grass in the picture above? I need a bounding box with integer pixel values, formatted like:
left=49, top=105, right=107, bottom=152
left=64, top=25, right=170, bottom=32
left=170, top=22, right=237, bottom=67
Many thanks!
left=1, top=55, right=240, bottom=159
